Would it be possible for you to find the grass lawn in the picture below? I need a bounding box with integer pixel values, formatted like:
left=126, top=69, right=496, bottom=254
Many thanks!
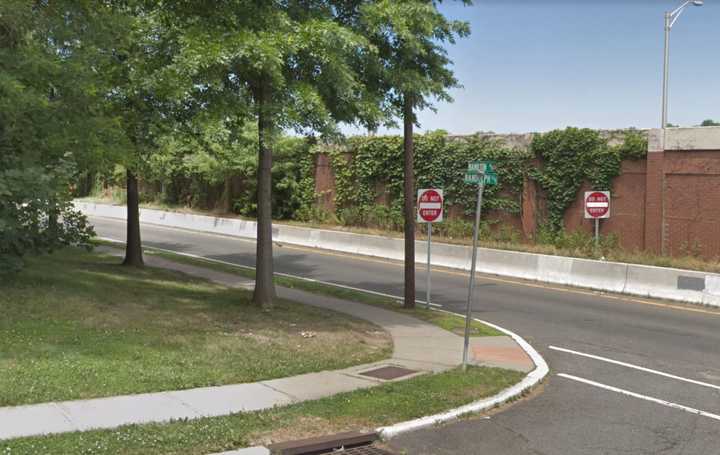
left=0, top=249, right=391, bottom=407
left=0, top=366, right=524, bottom=455
left=131, top=244, right=502, bottom=337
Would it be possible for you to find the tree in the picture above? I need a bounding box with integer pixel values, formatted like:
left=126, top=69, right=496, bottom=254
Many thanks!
left=701, top=119, right=720, bottom=127
left=0, top=1, right=126, bottom=272
left=103, top=4, right=189, bottom=267
left=359, top=0, right=471, bottom=308
left=162, top=1, right=373, bottom=307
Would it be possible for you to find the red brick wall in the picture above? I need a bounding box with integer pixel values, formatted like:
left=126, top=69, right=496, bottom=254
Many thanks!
left=314, top=153, right=336, bottom=212
left=562, top=160, right=647, bottom=251
left=644, top=151, right=665, bottom=254
left=662, top=151, right=720, bottom=258
left=313, top=145, right=720, bottom=259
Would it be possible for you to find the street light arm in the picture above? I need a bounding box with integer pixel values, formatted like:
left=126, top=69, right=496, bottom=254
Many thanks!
left=669, top=4, right=689, bottom=28
left=669, top=0, right=692, bottom=19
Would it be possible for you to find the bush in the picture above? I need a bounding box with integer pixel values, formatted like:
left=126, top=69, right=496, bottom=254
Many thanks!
left=536, top=225, right=619, bottom=258
left=1, top=157, right=95, bottom=274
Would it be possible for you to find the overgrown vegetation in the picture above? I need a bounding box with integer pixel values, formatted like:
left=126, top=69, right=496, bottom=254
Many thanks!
left=86, top=128, right=647, bottom=257
left=0, top=1, right=118, bottom=273
left=0, top=366, right=523, bottom=455
left=330, top=131, right=530, bottom=229
left=0, top=248, right=391, bottom=406
left=530, top=128, right=647, bottom=232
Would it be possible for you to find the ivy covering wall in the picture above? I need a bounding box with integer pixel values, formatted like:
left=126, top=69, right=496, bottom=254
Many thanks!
left=530, top=128, right=647, bottom=232
left=85, top=128, right=647, bottom=235
left=329, top=131, right=530, bottom=228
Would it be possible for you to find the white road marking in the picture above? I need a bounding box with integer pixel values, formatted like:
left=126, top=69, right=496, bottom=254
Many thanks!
left=89, top=216, right=720, bottom=318
left=549, top=346, right=720, bottom=391
left=98, top=237, right=443, bottom=308
left=91, top=216, right=258, bottom=244
left=558, top=373, right=720, bottom=422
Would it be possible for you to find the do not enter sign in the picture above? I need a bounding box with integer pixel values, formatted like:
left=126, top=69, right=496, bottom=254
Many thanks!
left=417, top=189, right=444, bottom=223
left=584, top=191, right=610, bottom=219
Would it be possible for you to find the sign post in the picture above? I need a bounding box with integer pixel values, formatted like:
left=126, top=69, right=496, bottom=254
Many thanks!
left=462, top=161, right=497, bottom=370
left=417, top=189, right=444, bottom=309
left=584, top=191, right=610, bottom=249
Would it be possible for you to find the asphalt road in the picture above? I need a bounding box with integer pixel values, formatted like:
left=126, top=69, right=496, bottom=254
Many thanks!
left=91, top=216, right=720, bottom=455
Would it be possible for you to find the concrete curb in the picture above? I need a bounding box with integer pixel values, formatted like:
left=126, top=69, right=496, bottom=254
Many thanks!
left=95, top=240, right=547, bottom=454
left=375, top=311, right=549, bottom=440
left=208, top=314, right=548, bottom=453
left=77, top=201, right=720, bottom=307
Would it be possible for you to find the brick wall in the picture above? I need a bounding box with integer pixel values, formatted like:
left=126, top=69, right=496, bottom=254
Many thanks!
left=643, top=127, right=720, bottom=258
left=662, top=151, right=720, bottom=257
left=313, top=127, right=720, bottom=258
left=563, top=160, right=647, bottom=251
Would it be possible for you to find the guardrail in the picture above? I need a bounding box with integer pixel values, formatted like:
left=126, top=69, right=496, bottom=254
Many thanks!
left=76, top=201, right=720, bottom=308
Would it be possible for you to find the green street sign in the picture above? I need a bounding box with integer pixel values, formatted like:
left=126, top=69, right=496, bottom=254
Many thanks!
left=465, top=171, right=498, bottom=186
left=484, top=173, right=498, bottom=186
left=467, top=161, right=495, bottom=174
left=468, top=161, right=484, bottom=173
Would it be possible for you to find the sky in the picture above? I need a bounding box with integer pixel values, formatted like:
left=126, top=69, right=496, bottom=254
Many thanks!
left=345, top=0, right=720, bottom=135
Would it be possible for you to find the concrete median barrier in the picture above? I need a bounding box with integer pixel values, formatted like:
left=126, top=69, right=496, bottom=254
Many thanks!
left=536, top=255, right=573, bottom=285
left=568, top=258, right=628, bottom=294
left=76, top=201, right=720, bottom=308
left=475, top=248, right=539, bottom=281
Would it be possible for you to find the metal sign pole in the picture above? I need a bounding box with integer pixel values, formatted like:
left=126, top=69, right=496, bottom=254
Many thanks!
left=426, top=222, right=432, bottom=309
left=595, top=218, right=599, bottom=250
left=463, top=179, right=485, bottom=371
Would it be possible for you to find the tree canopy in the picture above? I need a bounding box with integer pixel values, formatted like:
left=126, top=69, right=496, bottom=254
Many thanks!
left=0, top=1, right=128, bottom=272
left=2, top=0, right=470, bottom=296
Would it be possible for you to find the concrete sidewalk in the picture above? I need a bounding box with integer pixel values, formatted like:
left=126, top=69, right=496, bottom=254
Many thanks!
left=0, top=250, right=534, bottom=441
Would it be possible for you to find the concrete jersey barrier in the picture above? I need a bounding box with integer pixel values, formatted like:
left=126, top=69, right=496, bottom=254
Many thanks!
left=75, top=201, right=720, bottom=308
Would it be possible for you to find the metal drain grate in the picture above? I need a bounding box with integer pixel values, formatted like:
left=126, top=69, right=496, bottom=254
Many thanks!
left=332, top=445, right=395, bottom=455
left=359, top=366, right=418, bottom=380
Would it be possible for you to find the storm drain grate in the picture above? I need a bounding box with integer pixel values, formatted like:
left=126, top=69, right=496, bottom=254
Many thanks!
left=330, top=445, right=395, bottom=455
left=359, top=366, right=418, bottom=381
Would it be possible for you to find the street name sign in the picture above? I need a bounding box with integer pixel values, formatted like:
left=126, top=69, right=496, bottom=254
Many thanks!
left=465, top=160, right=498, bottom=186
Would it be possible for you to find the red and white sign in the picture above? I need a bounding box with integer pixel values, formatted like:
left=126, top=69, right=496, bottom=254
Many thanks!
left=417, top=189, right=444, bottom=223
left=584, top=191, right=610, bottom=219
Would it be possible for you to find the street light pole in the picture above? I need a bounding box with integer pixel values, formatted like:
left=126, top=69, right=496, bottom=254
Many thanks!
left=662, top=11, right=671, bottom=129
left=661, top=0, right=703, bottom=129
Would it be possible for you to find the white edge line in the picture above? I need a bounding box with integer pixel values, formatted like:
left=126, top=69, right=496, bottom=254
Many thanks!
left=99, top=236, right=549, bottom=440
left=549, top=345, right=720, bottom=391
left=97, top=237, right=442, bottom=308
left=376, top=310, right=549, bottom=440
left=557, top=373, right=720, bottom=422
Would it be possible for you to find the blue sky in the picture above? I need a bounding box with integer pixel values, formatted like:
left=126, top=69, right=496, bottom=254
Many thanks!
left=347, top=0, right=720, bottom=135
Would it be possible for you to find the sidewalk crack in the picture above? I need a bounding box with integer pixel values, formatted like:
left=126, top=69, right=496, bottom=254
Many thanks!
left=53, top=403, right=78, bottom=429
left=258, top=382, right=299, bottom=402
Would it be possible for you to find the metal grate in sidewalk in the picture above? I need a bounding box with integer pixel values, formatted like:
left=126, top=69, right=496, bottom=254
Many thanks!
left=330, top=445, right=395, bottom=455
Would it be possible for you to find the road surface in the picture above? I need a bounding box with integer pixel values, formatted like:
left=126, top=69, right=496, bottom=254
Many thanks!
left=91, top=216, right=720, bottom=454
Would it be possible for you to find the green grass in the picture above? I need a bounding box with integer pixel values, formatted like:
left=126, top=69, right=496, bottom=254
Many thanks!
left=0, top=366, right=524, bottom=455
left=0, top=249, right=391, bottom=406
left=127, top=244, right=502, bottom=337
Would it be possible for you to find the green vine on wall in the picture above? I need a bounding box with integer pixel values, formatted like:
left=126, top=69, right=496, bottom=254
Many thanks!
left=125, top=126, right=647, bottom=235
left=530, top=128, right=647, bottom=232
left=329, top=131, right=530, bottom=227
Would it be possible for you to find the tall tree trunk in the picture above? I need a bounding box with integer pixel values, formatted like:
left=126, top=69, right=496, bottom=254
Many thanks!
left=403, top=93, right=415, bottom=309
left=123, top=170, right=144, bottom=267
left=252, top=80, right=276, bottom=307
